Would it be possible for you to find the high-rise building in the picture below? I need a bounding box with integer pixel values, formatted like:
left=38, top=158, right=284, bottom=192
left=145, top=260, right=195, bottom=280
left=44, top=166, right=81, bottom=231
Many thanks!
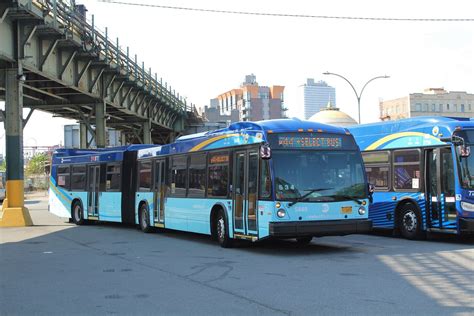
left=205, top=74, right=286, bottom=123
left=379, top=88, right=474, bottom=121
left=301, top=79, right=336, bottom=119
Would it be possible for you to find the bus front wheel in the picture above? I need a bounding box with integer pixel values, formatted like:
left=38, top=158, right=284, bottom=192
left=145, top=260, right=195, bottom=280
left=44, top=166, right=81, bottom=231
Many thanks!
left=72, top=202, right=85, bottom=225
left=216, top=211, right=233, bottom=248
left=139, top=204, right=152, bottom=233
left=398, top=203, right=424, bottom=240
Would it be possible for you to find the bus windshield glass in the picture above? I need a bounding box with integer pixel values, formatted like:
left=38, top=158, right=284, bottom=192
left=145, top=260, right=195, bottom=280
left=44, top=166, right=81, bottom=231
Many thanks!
left=456, top=130, right=474, bottom=189
left=272, top=150, right=366, bottom=202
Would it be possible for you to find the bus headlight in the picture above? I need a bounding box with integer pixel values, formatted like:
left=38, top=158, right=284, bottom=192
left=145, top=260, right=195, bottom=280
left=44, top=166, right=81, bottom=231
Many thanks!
left=461, top=201, right=474, bottom=212
left=277, top=209, right=286, bottom=218
left=358, top=206, right=366, bottom=215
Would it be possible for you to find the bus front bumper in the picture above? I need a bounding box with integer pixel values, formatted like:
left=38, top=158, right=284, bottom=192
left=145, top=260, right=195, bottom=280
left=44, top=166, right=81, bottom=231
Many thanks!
left=269, top=219, right=372, bottom=238
left=459, top=218, right=474, bottom=234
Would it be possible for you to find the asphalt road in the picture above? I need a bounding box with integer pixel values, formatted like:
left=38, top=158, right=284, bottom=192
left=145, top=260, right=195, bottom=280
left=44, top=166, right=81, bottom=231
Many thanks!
left=1, top=193, right=473, bottom=315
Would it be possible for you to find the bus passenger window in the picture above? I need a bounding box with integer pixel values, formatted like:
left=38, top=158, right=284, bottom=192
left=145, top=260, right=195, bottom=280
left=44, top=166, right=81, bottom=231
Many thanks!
left=106, top=164, right=121, bottom=191
left=393, top=150, right=420, bottom=190
left=171, top=156, right=187, bottom=197
left=188, top=154, right=206, bottom=198
left=208, top=152, right=229, bottom=198
left=138, top=161, right=152, bottom=191
left=71, top=165, right=86, bottom=191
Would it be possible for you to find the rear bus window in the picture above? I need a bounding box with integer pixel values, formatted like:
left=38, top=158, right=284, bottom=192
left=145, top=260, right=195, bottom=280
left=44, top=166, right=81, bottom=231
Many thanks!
left=107, top=164, right=121, bottom=191
left=171, top=156, right=187, bottom=197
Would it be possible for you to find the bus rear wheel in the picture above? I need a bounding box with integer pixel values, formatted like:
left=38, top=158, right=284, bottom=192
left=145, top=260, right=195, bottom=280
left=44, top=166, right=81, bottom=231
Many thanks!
left=216, top=211, right=233, bottom=248
left=72, top=202, right=85, bottom=225
left=398, top=203, right=424, bottom=240
left=139, top=204, right=152, bottom=233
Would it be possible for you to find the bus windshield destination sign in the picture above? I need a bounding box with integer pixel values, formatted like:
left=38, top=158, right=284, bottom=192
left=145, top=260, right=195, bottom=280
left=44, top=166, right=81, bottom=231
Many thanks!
left=276, top=135, right=343, bottom=149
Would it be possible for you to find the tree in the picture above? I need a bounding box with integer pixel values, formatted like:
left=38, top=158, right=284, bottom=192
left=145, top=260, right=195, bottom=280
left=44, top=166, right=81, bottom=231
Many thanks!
left=25, top=153, right=48, bottom=176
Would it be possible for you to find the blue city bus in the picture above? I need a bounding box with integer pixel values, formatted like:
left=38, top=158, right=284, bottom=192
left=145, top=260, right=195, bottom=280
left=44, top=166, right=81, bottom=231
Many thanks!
left=133, top=118, right=372, bottom=247
left=349, top=116, right=474, bottom=239
left=50, top=118, right=373, bottom=247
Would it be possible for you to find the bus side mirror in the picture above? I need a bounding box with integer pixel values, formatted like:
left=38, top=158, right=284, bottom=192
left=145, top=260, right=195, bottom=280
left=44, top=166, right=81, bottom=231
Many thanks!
left=368, top=183, right=375, bottom=204
left=260, top=144, right=271, bottom=160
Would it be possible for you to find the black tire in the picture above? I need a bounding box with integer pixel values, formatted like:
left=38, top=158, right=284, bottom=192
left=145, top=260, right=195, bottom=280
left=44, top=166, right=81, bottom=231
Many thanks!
left=296, top=236, right=313, bottom=245
left=139, top=204, right=152, bottom=233
left=72, top=201, right=85, bottom=225
left=398, top=203, right=424, bottom=240
left=216, top=210, right=233, bottom=248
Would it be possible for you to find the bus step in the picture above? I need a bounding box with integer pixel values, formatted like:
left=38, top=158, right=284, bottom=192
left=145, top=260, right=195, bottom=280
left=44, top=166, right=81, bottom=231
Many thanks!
left=154, top=223, right=164, bottom=228
left=87, top=216, right=99, bottom=220
left=234, top=233, right=258, bottom=242
left=427, top=228, right=457, bottom=234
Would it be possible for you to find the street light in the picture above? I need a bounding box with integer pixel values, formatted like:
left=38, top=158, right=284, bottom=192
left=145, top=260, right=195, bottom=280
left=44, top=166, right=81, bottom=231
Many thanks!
left=323, top=72, right=389, bottom=124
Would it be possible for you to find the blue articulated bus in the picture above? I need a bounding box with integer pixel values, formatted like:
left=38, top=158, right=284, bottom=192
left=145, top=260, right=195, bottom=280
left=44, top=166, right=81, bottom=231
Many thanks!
left=0, top=171, right=5, bottom=201
left=50, top=118, right=372, bottom=247
left=349, top=116, right=474, bottom=239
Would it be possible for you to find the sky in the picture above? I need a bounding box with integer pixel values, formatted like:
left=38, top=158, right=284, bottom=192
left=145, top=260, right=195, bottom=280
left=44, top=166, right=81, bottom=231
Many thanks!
left=1, top=0, right=473, bottom=154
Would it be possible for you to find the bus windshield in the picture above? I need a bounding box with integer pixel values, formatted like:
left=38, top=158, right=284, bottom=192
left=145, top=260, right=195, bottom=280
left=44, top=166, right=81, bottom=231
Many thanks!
left=457, top=130, right=474, bottom=189
left=272, top=150, right=366, bottom=202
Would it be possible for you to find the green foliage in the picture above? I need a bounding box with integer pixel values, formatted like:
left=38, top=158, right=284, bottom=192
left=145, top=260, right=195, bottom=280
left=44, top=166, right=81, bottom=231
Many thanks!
left=0, top=159, right=5, bottom=172
left=25, top=153, right=48, bottom=176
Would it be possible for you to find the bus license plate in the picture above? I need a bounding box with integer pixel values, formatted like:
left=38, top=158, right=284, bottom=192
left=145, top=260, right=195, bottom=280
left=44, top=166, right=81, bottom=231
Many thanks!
left=341, top=206, right=352, bottom=214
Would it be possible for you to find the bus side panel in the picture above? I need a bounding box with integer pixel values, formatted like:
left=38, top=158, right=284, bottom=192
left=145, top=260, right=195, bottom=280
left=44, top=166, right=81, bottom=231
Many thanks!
left=122, top=151, right=138, bottom=225
left=99, top=192, right=122, bottom=222
left=165, top=198, right=233, bottom=236
left=370, top=192, right=426, bottom=229
left=49, top=176, right=87, bottom=218
left=257, top=201, right=273, bottom=238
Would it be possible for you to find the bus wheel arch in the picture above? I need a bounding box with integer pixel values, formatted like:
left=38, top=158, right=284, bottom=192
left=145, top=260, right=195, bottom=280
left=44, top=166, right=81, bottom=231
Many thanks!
left=138, top=201, right=152, bottom=233
left=395, top=199, right=424, bottom=240
left=71, top=199, right=85, bottom=225
left=210, top=204, right=233, bottom=248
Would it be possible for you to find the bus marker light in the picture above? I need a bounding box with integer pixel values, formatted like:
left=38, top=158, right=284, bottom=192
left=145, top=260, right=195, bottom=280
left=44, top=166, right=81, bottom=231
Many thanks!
left=358, top=206, right=366, bottom=215
left=277, top=209, right=286, bottom=218
left=275, top=202, right=281, bottom=208
left=362, top=200, right=367, bottom=206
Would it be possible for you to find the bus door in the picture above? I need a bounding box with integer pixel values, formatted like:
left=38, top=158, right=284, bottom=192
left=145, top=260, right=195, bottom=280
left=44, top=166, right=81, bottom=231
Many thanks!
left=87, top=165, right=100, bottom=219
left=233, top=150, right=258, bottom=236
left=153, top=159, right=166, bottom=227
left=426, top=148, right=457, bottom=230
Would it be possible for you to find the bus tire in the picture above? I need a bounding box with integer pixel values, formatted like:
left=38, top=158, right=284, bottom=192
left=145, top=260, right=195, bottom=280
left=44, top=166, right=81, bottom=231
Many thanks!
left=139, top=203, right=152, bottom=233
left=398, top=203, right=424, bottom=240
left=216, top=210, right=233, bottom=248
left=72, top=201, right=85, bottom=225
left=296, top=236, right=313, bottom=245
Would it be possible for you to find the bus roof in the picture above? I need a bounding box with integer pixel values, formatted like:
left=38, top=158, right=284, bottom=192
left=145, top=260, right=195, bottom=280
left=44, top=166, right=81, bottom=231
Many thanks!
left=138, top=118, right=350, bottom=159
left=349, top=116, right=474, bottom=151
left=52, top=144, right=155, bottom=165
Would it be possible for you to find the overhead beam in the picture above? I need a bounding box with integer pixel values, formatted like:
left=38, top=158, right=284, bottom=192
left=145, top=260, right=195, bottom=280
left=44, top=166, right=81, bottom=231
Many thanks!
left=23, top=84, right=69, bottom=102
left=59, top=50, right=77, bottom=80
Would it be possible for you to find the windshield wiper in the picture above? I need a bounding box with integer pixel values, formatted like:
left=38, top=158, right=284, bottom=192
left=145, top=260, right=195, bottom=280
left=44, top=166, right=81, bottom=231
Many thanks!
left=288, top=188, right=334, bottom=207
left=326, top=194, right=363, bottom=205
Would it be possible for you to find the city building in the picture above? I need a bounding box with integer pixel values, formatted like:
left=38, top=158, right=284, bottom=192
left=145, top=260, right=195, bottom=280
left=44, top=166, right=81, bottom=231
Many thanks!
left=308, top=101, right=357, bottom=127
left=64, top=125, right=122, bottom=148
left=380, top=88, right=474, bottom=120
left=205, top=74, right=286, bottom=123
left=300, top=79, right=336, bottom=119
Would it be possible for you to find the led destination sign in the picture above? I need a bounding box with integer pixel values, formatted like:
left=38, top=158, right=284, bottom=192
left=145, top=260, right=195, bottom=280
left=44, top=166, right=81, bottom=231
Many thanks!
left=267, top=133, right=355, bottom=150
left=278, top=136, right=342, bottom=148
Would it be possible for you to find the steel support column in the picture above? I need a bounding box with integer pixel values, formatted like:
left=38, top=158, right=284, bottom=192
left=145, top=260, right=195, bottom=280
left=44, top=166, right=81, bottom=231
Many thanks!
left=95, top=102, right=106, bottom=148
left=1, top=68, right=33, bottom=226
left=79, top=122, right=88, bottom=148
left=143, top=119, right=152, bottom=144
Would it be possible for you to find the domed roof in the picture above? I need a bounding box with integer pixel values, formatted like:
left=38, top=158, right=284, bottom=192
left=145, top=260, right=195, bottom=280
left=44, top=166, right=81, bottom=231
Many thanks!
left=308, top=101, right=358, bottom=127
